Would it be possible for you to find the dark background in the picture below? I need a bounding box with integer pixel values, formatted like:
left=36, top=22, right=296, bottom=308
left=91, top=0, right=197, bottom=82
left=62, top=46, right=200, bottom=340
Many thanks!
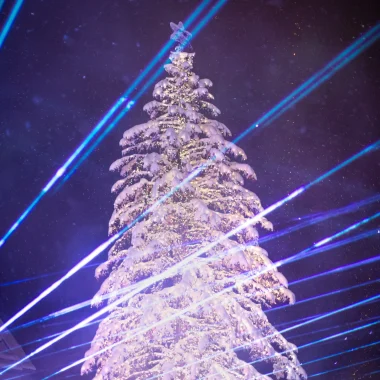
left=0, top=0, right=379, bottom=378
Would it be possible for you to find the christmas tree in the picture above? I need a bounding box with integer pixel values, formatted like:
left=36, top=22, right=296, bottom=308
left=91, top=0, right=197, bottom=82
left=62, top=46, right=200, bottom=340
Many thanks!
left=82, top=22, right=307, bottom=380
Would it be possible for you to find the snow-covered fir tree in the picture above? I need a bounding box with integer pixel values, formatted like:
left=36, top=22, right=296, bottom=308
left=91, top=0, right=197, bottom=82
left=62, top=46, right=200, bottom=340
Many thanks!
left=82, top=22, right=307, bottom=380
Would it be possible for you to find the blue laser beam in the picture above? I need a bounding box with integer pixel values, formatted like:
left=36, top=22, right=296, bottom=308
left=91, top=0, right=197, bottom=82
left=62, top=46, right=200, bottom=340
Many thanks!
left=0, top=0, right=23, bottom=49
left=303, top=340, right=380, bottom=367
left=0, top=261, right=101, bottom=287
left=365, top=369, right=380, bottom=377
left=0, top=0, right=228, bottom=335
left=291, top=254, right=380, bottom=286
left=0, top=0, right=5, bottom=13
left=0, top=0, right=214, bottom=248
left=235, top=323, right=380, bottom=379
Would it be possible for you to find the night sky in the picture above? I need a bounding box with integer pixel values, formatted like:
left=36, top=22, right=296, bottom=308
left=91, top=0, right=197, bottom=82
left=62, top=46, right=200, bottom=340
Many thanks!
left=0, top=0, right=379, bottom=378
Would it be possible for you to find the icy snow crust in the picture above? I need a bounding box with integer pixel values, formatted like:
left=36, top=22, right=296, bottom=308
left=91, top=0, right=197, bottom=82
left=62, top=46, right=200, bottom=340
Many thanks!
left=83, top=51, right=307, bottom=380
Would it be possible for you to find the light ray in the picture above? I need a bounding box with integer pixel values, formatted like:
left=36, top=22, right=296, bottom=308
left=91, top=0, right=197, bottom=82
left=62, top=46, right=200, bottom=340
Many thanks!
left=0, top=261, right=100, bottom=287
left=0, top=0, right=214, bottom=247
left=0, top=0, right=23, bottom=49
left=1, top=140, right=377, bottom=372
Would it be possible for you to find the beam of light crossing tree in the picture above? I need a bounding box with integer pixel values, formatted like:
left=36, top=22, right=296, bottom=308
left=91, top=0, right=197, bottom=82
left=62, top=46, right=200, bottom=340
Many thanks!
left=5, top=203, right=377, bottom=362
left=0, top=0, right=215, bottom=247
left=0, top=184, right=347, bottom=288
left=0, top=0, right=23, bottom=49
left=1, top=239, right=202, bottom=288
left=1, top=140, right=378, bottom=369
